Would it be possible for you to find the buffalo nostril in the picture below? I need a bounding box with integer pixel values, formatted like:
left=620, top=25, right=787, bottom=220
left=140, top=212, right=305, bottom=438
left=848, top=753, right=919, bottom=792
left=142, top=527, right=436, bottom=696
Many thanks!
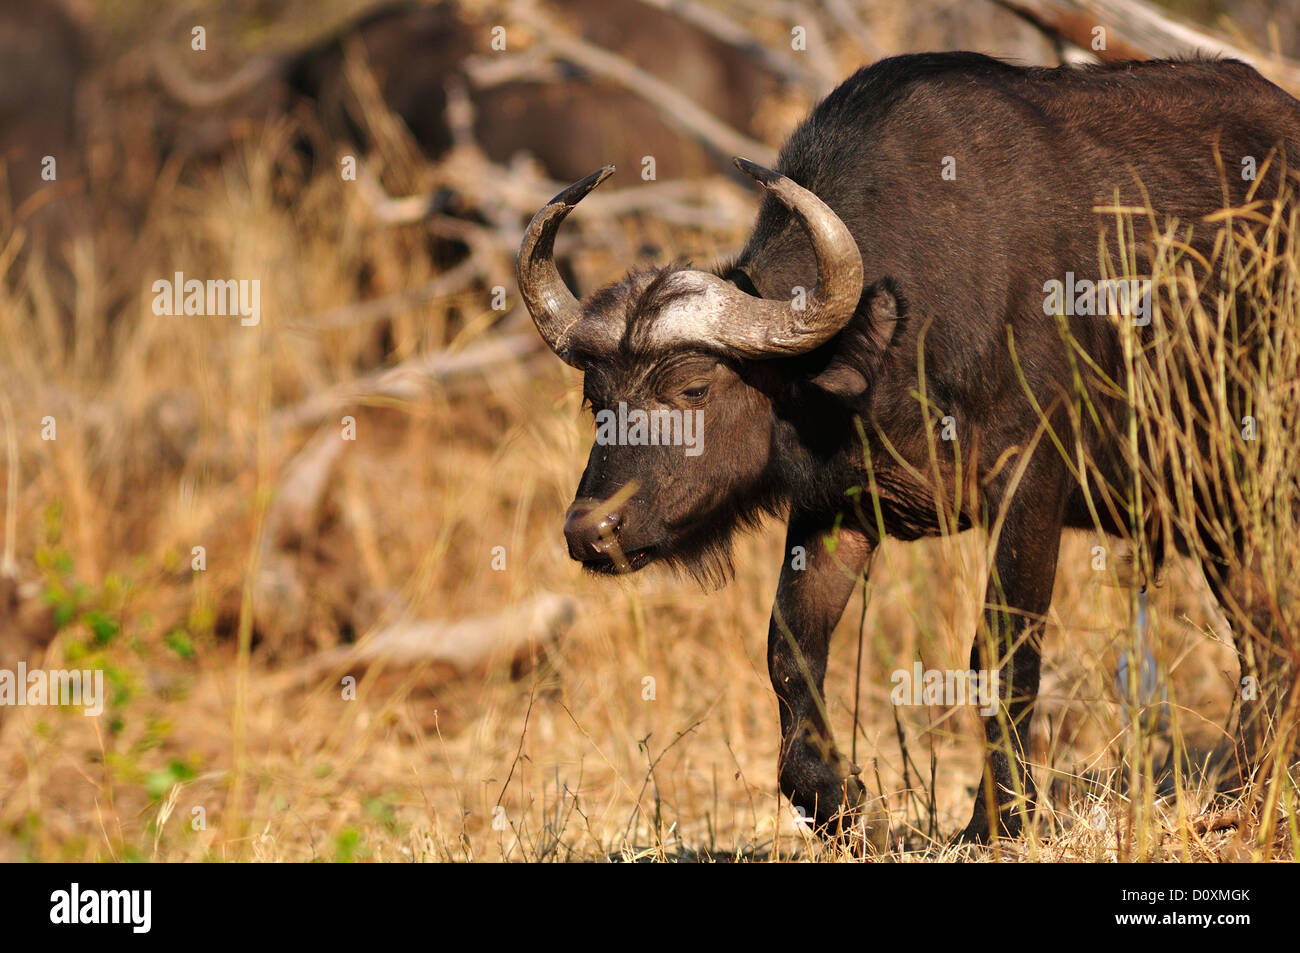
left=563, top=505, right=591, bottom=541
left=586, top=511, right=623, bottom=554
left=564, top=504, right=623, bottom=559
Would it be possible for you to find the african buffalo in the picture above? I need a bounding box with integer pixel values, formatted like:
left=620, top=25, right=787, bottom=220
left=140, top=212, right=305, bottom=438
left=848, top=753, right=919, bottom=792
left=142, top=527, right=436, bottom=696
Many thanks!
left=517, top=52, right=1300, bottom=844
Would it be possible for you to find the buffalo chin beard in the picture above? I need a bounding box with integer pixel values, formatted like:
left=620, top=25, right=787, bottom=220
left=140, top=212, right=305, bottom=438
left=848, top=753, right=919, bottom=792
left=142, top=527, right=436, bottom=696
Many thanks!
left=576, top=498, right=777, bottom=590
left=579, top=545, right=657, bottom=576
left=579, top=537, right=732, bottom=589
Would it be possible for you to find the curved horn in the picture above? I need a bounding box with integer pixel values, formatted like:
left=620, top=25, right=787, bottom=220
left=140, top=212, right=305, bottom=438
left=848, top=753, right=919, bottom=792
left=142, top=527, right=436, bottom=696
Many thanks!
left=647, top=158, right=863, bottom=359
left=516, top=166, right=615, bottom=367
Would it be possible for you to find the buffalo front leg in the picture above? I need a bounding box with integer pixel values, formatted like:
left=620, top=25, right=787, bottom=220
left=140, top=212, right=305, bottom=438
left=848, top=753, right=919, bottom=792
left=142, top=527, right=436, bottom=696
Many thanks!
left=958, top=497, right=1064, bottom=843
left=768, top=513, right=874, bottom=841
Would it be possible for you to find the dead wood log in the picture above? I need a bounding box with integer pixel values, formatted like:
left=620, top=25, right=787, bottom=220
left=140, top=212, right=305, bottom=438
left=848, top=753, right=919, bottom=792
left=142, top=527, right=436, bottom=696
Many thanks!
left=996, top=0, right=1300, bottom=92
left=821, top=0, right=888, bottom=63
left=358, top=147, right=752, bottom=234
left=270, top=332, right=544, bottom=433
left=735, top=0, right=840, bottom=88
left=270, top=589, right=576, bottom=692
left=507, top=0, right=778, bottom=167
left=284, top=255, right=489, bottom=334
left=151, top=46, right=281, bottom=110
left=266, top=427, right=347, bottom=547
left=636, top=0, right=829, bottom=95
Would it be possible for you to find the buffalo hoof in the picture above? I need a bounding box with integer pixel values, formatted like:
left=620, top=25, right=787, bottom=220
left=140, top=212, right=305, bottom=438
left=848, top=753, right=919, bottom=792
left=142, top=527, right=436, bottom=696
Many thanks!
left=787, top=770, right=889, bottom=856
left=951, top=820, right=991, bottom=846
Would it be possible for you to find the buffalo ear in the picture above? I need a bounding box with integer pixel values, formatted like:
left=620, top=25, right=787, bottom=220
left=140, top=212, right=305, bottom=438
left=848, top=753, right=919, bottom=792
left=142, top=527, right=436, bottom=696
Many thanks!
left=862, top=278, right=904, bottom=353
left=809, top=278, right=905, bottom=399
left=809, top=363, right=868, bottom=397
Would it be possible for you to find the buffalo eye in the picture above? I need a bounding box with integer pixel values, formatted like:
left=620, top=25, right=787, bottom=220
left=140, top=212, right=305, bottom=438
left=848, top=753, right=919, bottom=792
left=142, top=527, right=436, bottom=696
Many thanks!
left=680, top=383, right=710, bottom=402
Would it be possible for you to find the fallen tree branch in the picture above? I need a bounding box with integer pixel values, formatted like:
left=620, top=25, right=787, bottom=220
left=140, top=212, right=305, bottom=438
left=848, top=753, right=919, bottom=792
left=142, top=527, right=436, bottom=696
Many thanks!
left=284, top=253, right=488, bottom=334
left=271, top=590, right=576, bottom=691
left=270, top=331, right=544, bottom=432
left=365, top=147, right=752, bottom=234
left=995, top=0, right=1300, bottom=92
left=509, top=0, right=778, bottom=167
left=265, top=427, right=347, bottom=546
left=736, top=0, right=841, bottom=89
left=637, top=0, right=829, bottom=95
left=152, top=45, right=281, bottom=109
left=461, top=46, right=570, bottom=88
left=149, top=2, right=396, bottom=110
left=821, top=0, right=888, bottom=63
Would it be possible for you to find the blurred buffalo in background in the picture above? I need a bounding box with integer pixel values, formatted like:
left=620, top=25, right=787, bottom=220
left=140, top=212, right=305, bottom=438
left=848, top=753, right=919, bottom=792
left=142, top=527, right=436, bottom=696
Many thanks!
left=148, top=0, right=782, bottom=180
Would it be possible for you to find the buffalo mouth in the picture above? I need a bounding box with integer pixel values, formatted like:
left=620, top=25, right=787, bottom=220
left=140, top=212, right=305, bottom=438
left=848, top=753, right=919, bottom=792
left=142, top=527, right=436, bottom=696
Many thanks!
left=579, top=546, right=656, bottom=574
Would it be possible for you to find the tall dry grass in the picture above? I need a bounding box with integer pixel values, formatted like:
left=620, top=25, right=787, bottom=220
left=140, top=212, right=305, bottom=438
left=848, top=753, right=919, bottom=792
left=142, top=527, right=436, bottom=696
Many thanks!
left=1063, top=167, right=1300, bottom=855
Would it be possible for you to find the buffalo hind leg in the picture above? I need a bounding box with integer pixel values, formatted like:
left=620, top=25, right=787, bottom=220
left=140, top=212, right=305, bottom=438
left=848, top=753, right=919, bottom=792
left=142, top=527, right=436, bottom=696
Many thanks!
left=768, top=512, right=874, bottom=846
left=1202, top=554, right=1299, bottom=795
left=956, top=495, right=1064, bottom=844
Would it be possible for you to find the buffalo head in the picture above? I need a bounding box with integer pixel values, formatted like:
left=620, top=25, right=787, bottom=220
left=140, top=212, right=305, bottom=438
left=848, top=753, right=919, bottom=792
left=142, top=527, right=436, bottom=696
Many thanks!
left=516, top=159, right=870, bottom=583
